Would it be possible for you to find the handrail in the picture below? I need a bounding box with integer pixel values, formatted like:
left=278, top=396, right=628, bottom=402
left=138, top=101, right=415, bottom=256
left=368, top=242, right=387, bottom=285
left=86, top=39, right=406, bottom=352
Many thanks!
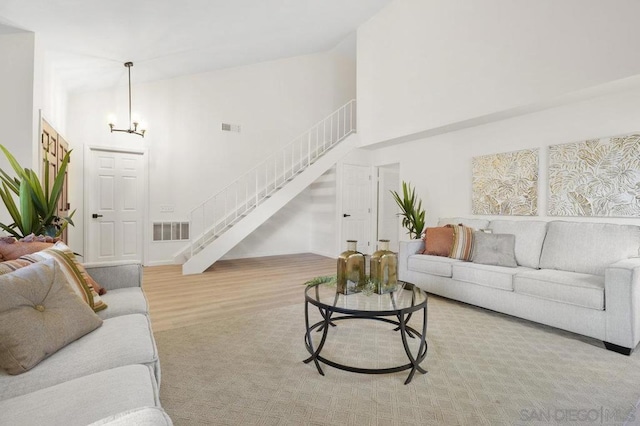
left=188, top=99, right=356, bottom=258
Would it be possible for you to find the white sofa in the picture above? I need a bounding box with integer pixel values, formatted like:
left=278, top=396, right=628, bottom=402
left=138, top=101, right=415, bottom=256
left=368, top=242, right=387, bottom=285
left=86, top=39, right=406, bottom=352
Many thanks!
left=399, top=218, right=640, bottom=355
left=0, top=262, right=172, bottom=426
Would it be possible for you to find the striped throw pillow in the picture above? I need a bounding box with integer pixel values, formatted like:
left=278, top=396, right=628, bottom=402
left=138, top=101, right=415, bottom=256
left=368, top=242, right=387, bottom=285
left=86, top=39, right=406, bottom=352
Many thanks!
left=19, top=243, right=107, bottom=313
left=47, top=242, right=106, bottom=295
left=448, top=224, right=475, bottom=261
left=0, top=258, right=32, bottom=275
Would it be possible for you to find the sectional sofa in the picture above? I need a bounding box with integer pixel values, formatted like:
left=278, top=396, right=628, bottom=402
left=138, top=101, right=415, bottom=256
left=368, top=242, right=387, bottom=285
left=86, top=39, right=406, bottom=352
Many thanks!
left=399, top=218, right=640, bottom=355
left=0, top=261, right=172, bottom=426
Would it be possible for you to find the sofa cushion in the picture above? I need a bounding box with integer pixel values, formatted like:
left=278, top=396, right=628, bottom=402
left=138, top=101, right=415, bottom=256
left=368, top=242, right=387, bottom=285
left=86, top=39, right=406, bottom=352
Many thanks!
left=0, top=260, right=103, bottom=375
left=408, top=255, right=462, bottom=278
left=0, top=313, right=158, bottom=401
left=471, top=232, right=518, bottom=268
left=488, top=220, right=548, bottom=268
left=98, top=287, right=148, bottom=320
left=438, top=217, right=490, bottom=229
left=0, top=364, right=160, bottom=426
left=452, top=262, right=530, bottom=291
left=514, top=269, right=605, bottom=310
left=83, top=262, right=143, bottom=292
left=539, top=221, right=640, bottom=276
left=422, top=226, right=454, bottom=256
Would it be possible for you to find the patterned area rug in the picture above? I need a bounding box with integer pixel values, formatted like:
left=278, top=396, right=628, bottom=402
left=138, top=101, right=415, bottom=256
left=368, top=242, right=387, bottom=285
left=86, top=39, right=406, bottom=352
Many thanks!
left=155, top=295, right=640, bottom=425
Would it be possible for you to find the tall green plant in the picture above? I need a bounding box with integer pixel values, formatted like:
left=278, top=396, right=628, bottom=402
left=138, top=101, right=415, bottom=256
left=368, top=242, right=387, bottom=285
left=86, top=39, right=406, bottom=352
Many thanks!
left=0, top=145, right=74, bottom=238
left=391, top=181, right=425, bottom=239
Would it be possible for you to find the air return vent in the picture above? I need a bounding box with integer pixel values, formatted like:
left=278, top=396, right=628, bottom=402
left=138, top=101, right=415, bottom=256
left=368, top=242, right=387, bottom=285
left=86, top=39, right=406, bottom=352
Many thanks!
left=221, top=123, right=241, bottom=132
left=153, top=222, right=189, bottom=242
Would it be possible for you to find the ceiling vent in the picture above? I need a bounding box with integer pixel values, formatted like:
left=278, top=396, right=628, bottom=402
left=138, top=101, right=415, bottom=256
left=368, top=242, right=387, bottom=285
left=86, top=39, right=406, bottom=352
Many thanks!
left=221, top=123, right=241, bottom=132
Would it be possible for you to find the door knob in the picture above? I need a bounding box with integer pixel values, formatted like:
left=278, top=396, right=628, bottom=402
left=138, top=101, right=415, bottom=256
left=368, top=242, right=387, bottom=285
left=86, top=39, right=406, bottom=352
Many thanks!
left=343, top=213, right=351, bottom=217
left=92, top=214, right=103, bottom=219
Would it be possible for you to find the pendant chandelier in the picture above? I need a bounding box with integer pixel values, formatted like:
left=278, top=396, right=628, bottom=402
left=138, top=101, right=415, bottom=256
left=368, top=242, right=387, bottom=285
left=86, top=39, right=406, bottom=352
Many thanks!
left=108, top=61, right=146, bottom=137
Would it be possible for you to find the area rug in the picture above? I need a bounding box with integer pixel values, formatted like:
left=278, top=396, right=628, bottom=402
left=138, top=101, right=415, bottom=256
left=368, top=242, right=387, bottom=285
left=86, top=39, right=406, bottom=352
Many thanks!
left=155, top=295, right=640, bottom=425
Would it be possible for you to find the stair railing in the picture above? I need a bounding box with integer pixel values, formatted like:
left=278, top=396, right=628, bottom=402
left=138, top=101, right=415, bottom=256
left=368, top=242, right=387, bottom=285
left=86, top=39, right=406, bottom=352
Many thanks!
left=189, top=99, right=356, bottom=258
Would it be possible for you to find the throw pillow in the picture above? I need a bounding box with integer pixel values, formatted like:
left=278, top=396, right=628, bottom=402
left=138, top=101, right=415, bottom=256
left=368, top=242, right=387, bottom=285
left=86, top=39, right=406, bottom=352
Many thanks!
left=422, top=227, right=454, bottom=256
left=49, top=242, right=107, bottom=296
left=448, top=224, right=475, bottom=261
left=471, top=232, right=518, bottom=268
left=0, top=238, right=53, bottom=261
left=0, top=258, right=32, bottom=275
left=0, top=259, right=103, bottom=375
left=19, top=243, right=108, bottom=312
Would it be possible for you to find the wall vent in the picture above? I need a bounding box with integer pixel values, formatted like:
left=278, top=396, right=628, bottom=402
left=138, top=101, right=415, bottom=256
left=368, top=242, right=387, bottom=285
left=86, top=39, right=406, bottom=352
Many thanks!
left=221, top=123, right=241, bottom=132
left=153, top=222, right=189, bottom=242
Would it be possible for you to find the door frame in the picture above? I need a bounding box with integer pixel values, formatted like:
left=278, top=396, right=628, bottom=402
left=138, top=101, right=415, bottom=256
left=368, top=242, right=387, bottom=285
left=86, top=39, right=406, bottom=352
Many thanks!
left=83, top=145, right=150, bottom=265
left=375, top=163, right=400, bottom=252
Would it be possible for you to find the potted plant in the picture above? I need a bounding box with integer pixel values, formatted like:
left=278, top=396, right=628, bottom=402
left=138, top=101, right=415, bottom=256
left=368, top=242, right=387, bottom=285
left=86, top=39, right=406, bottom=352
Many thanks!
left=391, top=181, right=425, bottom=239
left=0, top=144, right=74, bottom=239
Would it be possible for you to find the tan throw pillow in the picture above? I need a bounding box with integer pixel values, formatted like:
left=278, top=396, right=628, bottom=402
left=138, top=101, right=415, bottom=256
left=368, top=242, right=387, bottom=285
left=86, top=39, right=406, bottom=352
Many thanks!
left=448, top=224, right=475, bottom=261
left=422, top=227, right=454, bottom=256
left=0, top=238, right=53, bottom=261
left=0, top=259, right=103, bottom=375
left=19, top=242, right=108, bottom=313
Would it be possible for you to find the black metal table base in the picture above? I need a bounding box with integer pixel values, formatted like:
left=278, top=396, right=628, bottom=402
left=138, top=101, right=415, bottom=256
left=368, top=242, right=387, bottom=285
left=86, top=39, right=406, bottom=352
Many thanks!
left=303, top=302, right=428, bottom=385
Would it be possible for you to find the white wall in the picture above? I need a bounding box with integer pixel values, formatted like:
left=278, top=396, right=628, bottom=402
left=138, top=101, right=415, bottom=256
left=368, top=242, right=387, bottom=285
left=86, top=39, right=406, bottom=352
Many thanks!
left=0, top=32, right=36, bottom=169
left=372, top=87, right=640, bottom=235
left=66, top=51, right=356, bottom=263
left=41, top=52, right=69, bottom=137
left=357, top=0, right=640, bottom=147
left=0, top=31, right=40, bottom=228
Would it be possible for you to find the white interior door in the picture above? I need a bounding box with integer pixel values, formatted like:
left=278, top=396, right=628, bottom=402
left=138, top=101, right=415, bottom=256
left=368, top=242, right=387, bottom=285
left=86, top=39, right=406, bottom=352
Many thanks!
left=377, top=165, right=400, bottom=252
left=86, top=148, right=145, bottom=263
left=341, top=164, right=371, bottom=254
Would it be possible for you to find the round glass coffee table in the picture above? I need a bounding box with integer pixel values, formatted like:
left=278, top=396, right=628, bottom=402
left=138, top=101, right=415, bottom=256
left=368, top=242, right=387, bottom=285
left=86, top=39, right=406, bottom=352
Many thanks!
left=303, top=281, right=428, bottom=384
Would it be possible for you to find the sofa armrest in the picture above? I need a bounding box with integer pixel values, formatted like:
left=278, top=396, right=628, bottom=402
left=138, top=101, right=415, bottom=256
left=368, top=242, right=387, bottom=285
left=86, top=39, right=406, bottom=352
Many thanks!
left=604, top=258, right=640, bottom=349
left=398, top=240, right=424, bottom=281
left=83, top=261, right=143, bottom=291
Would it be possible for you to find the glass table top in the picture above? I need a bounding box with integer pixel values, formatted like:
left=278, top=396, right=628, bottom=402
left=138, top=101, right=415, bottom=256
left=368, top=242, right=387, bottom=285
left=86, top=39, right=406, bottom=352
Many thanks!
left=304, top=282, right=427, bottom=314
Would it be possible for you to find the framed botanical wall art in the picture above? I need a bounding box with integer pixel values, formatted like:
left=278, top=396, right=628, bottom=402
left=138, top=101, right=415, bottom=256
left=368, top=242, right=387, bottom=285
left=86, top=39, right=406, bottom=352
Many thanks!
left=472, top=149, right=539, bottom=215
left=548, top=133, right=640, bottom=217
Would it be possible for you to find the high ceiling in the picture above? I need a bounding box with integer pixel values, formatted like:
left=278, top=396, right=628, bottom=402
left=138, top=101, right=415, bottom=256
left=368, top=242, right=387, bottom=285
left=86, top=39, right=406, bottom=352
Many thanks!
left=0, top=0, right=391, bottom=93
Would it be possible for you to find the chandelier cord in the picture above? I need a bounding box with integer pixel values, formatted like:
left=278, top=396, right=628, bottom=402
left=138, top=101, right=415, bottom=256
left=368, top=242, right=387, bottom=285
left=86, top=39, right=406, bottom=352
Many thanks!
left=128, top=63, right=132, bottom=129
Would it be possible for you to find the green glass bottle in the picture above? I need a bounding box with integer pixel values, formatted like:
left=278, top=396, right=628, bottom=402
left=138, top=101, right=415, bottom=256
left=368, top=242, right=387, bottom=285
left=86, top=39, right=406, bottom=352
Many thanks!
left=337, top=240, right=365, bottom=294
left=370, top=239, right=398, bottom=294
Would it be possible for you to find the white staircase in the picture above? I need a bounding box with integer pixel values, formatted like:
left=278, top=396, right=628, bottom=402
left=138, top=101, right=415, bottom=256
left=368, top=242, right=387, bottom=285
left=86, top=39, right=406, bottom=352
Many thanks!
left=181, top=100, right=357, bottom=275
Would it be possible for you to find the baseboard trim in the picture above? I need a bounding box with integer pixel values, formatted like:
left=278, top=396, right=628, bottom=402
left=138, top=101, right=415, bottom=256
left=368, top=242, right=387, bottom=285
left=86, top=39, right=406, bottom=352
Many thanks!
left=308, top=250, right=337, bottom=259
left=145, top=260, right=180, bottom=267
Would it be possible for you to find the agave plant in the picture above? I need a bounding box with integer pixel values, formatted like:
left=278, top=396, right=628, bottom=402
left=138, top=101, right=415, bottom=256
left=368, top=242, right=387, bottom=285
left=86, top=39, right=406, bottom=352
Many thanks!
left=391, top=181, right=426, bottom=240
left=0, top=144, right=75, bottom=238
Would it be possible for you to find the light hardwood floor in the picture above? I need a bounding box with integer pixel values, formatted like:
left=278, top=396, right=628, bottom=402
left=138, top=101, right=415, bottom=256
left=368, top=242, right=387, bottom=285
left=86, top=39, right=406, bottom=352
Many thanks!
left=143, top=253, right=335, bottom=332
